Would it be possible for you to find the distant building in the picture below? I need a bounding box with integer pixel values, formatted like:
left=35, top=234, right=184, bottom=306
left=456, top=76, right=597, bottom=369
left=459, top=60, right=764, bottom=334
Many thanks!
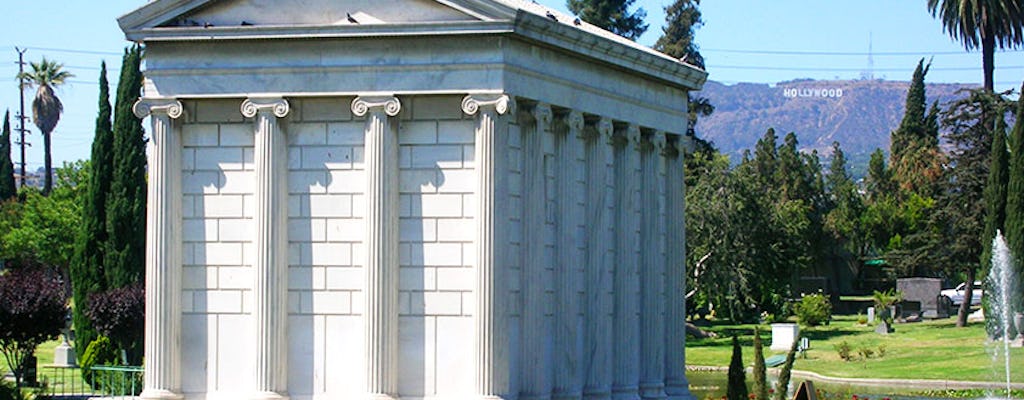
left=119, top=1, right=706, bottom=400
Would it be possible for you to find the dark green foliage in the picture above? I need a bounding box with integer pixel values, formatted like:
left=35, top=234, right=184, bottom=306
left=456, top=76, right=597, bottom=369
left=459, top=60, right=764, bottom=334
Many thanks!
left=79, top=336, right=120, bottom=387
left=929, top=89, right=1010, bottom=325
left=0, top=264, right=68, bottom=391
left=890, top=60, right=942, bottom=196
left=774, top=339, right=800, bottom=400
left=71, top=61, right=114, bottom=360
left=1007, top=83, right=1024, bottom=301
left=751, top=327, right=768, bottom=400
left=567, top=0, right=647, bottom=40
left=726, top=336, right=748, bottom=400
left=105, top=45, right=146, bottom=289
left=794, top=294, right=832, bottom=327
left=85, top=284, right=144, bottom=364
left=0, top=111, right=15, bottom=201
left=865, top=149, right=894, bottom=202
left=982, top=113, right=1009, bottom=276
left=654, top=0, right=703, bottom=67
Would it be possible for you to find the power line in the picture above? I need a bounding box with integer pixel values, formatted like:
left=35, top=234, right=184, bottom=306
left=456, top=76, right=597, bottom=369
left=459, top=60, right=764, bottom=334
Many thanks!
left=702, top=48, right=1024, bottom=56
left=707, top=64, right=1024, bottom=72
left=8, top=46, right=122, bottom=57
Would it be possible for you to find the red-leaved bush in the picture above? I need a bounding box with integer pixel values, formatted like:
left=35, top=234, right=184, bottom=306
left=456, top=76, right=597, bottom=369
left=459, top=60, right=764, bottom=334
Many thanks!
left=85, top=284, right=144, bottom=363
left=0, top=264, right=68, bottom=389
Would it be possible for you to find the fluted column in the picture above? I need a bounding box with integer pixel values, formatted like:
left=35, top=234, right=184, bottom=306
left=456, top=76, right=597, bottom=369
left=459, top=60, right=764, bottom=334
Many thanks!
left=664, top=137, right=693, bottom=400
left=639, top=133, right=667, bottom=400
left=241, top=97, right=291, bottom=400
left=352, top=96, right=402, bottom=400
left=584, top=118, right=615, bottom=400
left=136, top=98, right=184, bottom=400
left=554, top=110, right=585, bottom=400
left=463, top=94, right=511, bottom=400
left=612, top=124, right=641, bottom=400
left=522, top=102, right=553, bottom=400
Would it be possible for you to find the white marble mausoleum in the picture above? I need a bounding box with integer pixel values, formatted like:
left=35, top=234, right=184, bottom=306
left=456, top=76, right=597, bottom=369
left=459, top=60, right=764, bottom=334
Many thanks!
left=119, top=1, right=707, bottom=400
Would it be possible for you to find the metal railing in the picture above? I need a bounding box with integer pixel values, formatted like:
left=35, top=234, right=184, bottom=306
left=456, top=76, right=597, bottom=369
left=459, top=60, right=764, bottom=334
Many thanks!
left=40, top=364, right=143, bottom=399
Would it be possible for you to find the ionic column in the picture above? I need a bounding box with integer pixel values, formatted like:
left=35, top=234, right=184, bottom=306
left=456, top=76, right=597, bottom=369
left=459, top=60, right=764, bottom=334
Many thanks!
left=135, top=98, right=184, bottom=400
left=351, top=96, right=402, bottom=400
left=463, top=94, right=511, bottom=400
left=553, top=110, right=585, bottom=400
left=584, top=118, right=615, bottom=400
left=522, top=102, right=553, bottom=400
left=241, top=97, right=291, bottom=400
left=664, top=137, right=692, bottom=400
left=612, top=124, right=641, bottom=400
left=639, top=133, right=667, bottom=400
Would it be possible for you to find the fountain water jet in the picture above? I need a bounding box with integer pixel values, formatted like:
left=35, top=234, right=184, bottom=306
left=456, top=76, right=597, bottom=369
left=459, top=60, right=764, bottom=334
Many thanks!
left=986, top=231, right=1016, bottom=399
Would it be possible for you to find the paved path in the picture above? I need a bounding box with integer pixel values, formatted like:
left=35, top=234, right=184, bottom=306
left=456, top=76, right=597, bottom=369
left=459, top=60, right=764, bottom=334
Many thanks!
left=688, top=365, right=1024, bottom=390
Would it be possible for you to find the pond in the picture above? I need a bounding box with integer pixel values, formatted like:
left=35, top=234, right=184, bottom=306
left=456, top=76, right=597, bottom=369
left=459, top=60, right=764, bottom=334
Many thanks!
left=685, top=370, right=1017, bottom=400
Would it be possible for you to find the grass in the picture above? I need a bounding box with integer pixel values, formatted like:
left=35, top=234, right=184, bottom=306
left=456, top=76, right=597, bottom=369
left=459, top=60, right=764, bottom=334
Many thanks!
left=686, top=314, right=1024, bottom=383
left=1, top=339, right=92, bottom=396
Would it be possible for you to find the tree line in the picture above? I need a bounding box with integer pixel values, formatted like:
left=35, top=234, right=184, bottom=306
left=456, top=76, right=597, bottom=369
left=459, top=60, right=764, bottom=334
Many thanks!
left=0, top=45, right=147, bottom=389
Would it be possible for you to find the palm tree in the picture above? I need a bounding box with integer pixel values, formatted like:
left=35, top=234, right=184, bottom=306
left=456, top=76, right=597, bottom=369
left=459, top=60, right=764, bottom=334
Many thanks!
left=927, top=0, right=1024, bottom=92
left=18, top=57, right=73, bottom=195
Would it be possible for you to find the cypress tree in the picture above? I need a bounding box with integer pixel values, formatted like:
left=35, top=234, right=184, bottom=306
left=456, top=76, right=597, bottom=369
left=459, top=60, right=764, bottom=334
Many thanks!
left=105, top=45, right=147, bottom=290
left=1007, top=83, right=1024, bottom=293
left=751, top=327, right=768, bottom=400
left=567, top=0, right=648, bottom=40
left=773, top=339, right=800, bottom=400
left=0, top=111, right=15, bottom=201
left=70, top=61, right=113, bottom=357
left=726, top=335, right=748, bottom=400
left=982, top=114, right=1009, bottom=273
left=891, top=59, right=941, bottom=195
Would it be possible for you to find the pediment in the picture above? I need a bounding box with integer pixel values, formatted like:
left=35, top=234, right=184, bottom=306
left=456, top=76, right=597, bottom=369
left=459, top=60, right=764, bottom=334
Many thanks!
left=120, top=0, right=517, bottom=32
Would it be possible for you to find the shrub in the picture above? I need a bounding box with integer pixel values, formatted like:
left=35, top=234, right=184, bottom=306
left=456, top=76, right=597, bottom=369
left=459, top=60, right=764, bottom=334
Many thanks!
left=794, top=294, right=832, bottom=327
left=79, top=336, right=119, bottom=389
left=727, top=336, right=748, bottom=400
left=834, top=341, right=852, bottom=361
left=858, top=347, right=875, bottom=359
left=0, top=264, right=68, bottom=391
left=856, top=313, right=868, bottom=325
left=876, top=344, right=887, bottom=358
left=751, top=327, right=768, bottom=400
left=774, top=339, right=799, bottom=400
left=86, top=284, right=144, bottom=364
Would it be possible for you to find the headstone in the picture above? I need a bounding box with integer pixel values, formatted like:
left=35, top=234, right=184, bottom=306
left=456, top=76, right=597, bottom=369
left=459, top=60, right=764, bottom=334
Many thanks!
left=875, top=320, right=893, bottom=334
left=771, top=323, right=799, bottom=351
left=866, top=307, right=875, bottom=324
left=896, top=277, right=945, bottom=319
left=53, top=340, right=76, bottom=367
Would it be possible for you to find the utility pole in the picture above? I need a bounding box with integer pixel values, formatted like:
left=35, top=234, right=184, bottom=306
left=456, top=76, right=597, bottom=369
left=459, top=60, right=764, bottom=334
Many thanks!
left=14, top=47, right=30, bottom=188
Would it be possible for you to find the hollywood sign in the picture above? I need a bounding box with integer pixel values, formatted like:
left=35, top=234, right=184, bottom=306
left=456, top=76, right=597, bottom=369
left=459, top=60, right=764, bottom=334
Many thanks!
left=783, top=87, right=844, bottom=98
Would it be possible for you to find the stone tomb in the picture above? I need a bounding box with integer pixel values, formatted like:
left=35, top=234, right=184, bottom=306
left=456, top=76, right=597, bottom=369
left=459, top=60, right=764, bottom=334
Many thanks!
left=119, top=1, right=706, bottom=399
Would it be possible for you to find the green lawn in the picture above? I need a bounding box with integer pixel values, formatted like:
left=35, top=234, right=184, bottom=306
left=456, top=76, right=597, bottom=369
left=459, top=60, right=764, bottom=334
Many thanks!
left=686, top=315, right=1024, bottom=383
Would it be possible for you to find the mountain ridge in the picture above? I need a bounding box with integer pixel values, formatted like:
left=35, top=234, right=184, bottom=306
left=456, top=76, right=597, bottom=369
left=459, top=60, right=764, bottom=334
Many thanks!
left=695, top=79, right=977, bottom=172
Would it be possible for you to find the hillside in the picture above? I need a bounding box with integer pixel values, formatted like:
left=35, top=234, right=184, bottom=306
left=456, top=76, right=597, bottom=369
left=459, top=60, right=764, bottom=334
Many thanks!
left=695, top=79, right=976, bottom=173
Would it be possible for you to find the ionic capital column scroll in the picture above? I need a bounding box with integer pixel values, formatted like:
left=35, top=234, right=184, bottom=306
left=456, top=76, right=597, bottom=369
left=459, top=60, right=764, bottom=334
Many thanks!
left=463, top=93, right=511, bottom=400
left=242, top=97, right=291, bottom=400
left=352, top=95, right=402, bottom=400
left=137, top=98, right=184, bottom=400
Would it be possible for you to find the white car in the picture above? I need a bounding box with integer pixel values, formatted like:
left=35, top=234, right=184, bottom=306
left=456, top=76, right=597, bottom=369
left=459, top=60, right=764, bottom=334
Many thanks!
left=941, top=281, right=983, bottom=306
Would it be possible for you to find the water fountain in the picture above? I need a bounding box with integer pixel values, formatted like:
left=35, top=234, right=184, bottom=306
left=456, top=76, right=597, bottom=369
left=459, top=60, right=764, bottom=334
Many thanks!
left=985, top=231, right=1017, bottom=399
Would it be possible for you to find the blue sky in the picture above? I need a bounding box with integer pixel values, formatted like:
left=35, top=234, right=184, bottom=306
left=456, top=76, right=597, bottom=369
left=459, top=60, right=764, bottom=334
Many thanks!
left=2, top=0, right=1022, bottom=168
